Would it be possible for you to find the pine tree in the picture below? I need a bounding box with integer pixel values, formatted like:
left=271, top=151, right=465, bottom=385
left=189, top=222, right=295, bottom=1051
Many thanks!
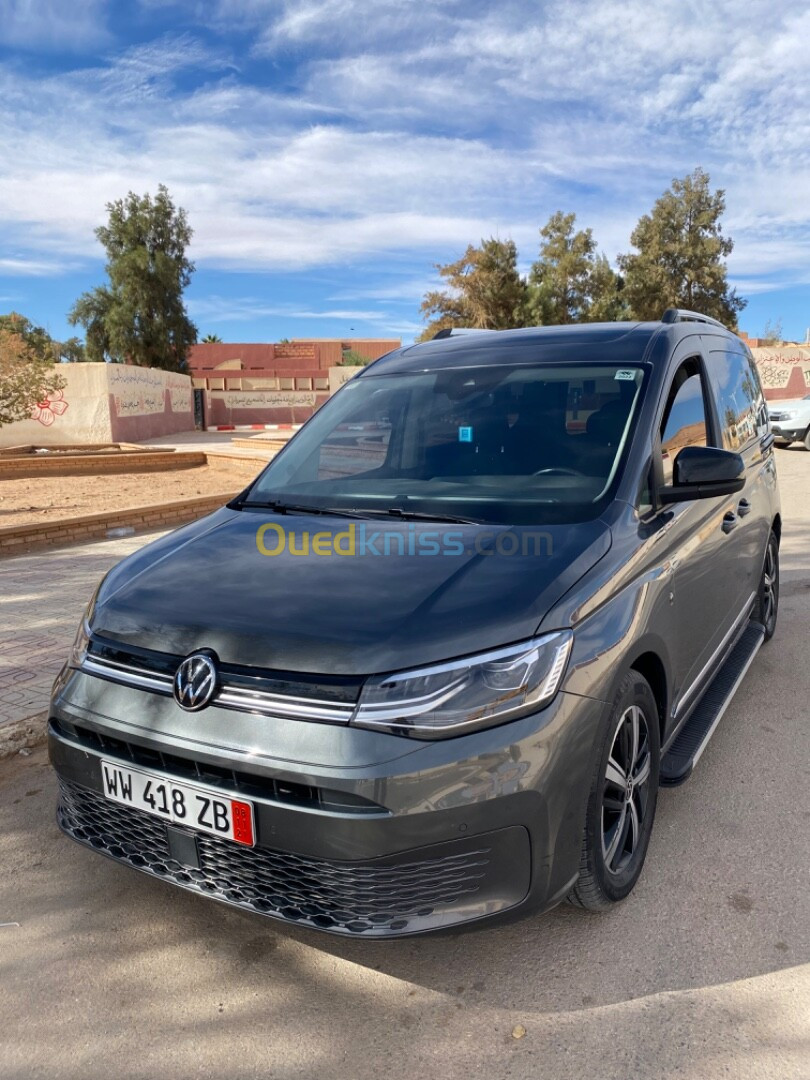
left=618, top=168, right=746, bottom=327
left=527, top=213, right=624, bottom=324
left=419, top=238, right=527, bottom=340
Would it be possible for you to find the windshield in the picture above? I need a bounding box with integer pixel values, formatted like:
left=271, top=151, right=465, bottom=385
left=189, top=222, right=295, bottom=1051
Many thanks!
left=240, top=363, right=646, bottom=524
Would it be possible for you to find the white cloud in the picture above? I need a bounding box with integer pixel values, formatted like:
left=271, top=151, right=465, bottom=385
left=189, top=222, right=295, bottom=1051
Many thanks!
left=0, top=256, right=75, bottom=275
left=0, top=0, right=110, bottom=50
left=1, top=0, right=809, bottom=298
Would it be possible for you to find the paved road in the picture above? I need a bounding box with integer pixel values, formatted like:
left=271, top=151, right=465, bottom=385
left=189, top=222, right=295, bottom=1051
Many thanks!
left=0, top=531, right=166, bottom=728
left=1, top=450, right=808, bottom=1080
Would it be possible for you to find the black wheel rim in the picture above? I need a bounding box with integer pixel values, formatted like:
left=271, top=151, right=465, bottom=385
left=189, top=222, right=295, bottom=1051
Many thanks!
left=601, top=705, right=652, bottom=875
left=762, top=541, right=778, bottom=631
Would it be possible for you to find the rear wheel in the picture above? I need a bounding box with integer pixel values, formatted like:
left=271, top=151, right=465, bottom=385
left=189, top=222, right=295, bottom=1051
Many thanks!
left=569, top=671, right=660, bottom=911
left=757, top=531, right=779, bottom=641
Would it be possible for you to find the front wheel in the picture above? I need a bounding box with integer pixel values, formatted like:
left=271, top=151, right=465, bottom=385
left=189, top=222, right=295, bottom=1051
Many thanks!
left=568, top=671, right=660, bottom=911
left=804, top=427, right=810, bottom=451
left=757, top=531, right=779, bottom=641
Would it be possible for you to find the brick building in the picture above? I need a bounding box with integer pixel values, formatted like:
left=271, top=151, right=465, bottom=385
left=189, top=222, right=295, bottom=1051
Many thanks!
left=187, top=338, right=400, bottom=427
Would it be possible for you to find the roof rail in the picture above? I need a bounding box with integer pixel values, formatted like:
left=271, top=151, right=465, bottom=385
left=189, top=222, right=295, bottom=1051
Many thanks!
left=661, top=308, right=727, bottom=330
left=431, top=327, right=497, bottom=340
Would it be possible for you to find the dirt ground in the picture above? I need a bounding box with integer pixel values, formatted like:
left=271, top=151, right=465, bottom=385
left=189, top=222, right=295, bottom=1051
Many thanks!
left=0, top=461, right=262, bottom=527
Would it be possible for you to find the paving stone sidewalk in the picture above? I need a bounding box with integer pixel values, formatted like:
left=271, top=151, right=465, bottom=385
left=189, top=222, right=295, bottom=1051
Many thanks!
left=0, top=530, right=166, bottom=728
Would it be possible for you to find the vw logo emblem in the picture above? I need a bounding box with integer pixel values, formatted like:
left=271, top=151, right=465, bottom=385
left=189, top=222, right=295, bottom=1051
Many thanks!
left=173, top=651, right=218, bottom=711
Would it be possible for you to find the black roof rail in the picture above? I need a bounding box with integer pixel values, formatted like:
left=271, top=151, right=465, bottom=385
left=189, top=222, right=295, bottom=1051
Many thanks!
left=661, top=308, right=727, bottom=330
left=431, top=327, right=497, bottom=340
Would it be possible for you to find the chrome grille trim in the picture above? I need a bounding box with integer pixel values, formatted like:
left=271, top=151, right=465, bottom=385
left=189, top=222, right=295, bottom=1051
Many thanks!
left=79, top=652, right=355, bottom=723
left=215, top=688, right=354, bottom=722
left=82, top=655, right=173, bottom=694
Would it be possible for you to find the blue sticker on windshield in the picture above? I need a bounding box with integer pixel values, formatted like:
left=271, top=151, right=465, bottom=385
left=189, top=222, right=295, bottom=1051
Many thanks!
left=458, top=426, right=473, bottom=443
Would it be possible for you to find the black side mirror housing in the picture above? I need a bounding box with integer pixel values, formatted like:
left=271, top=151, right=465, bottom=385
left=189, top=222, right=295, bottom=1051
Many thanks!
left=659, top=445, right=745, bottom=503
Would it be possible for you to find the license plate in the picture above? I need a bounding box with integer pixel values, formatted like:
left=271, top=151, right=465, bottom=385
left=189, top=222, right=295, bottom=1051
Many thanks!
left=100, top=759, right=255, bottom=846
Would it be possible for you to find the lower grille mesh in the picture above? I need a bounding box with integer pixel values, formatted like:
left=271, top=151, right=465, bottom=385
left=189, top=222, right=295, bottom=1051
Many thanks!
left=57, top=780, right=490, bottom=935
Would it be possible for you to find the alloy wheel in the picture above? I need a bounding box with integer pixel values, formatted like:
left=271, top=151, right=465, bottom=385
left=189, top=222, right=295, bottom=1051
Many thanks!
left=601, top=705, right=652, bottom=875
left=762, top=541, right=778, bottom=633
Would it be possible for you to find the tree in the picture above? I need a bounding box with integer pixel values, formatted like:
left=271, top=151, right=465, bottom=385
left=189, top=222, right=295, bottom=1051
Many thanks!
left=617, top=168, right=746, bottom=327
left=526, top=212, right=626, bottom=324
left=0, top=312, right=86, bottom=363
left=0, top=327, right=66, bottom=428
left=586, top=254, right=629, bottom=322
left=58, top=337, right=86, bottom=363
left=0, top=312, right=59, bottom=363
left=201, top=333, right=222, bottom=343
left=419, top=237, right=527, bottom=340
left=760, top=318, right=783, bottom=345
left=69, top=184, right=197, bottom=371
left=339, top=349, right=372, bottom=367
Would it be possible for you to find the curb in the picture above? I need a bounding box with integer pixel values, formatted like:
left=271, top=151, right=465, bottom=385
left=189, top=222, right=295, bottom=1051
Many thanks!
left=0, top=491, right=239, bottom=557
left=208, top=424, right=302, bottom=432
left=0, top=450, right=207, bottom=480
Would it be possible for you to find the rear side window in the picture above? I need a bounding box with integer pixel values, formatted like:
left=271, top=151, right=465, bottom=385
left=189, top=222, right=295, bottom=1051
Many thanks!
left=659, top=368, right=708, bottom=486
left=705, top=350, right=762, bottom=451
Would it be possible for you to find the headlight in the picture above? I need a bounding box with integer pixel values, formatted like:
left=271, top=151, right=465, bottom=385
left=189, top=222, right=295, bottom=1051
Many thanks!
left=779, top=410, right=797, bottom=420
left=69, top=618, right=91, bottom=669
left=67, top=579, right=104, bottom=668
left=351, top=631, right=573, bottom=738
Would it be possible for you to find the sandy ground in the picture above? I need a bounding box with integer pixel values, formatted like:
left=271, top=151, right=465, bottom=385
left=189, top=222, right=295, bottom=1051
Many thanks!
left=0, top=461, right=263, bottom=527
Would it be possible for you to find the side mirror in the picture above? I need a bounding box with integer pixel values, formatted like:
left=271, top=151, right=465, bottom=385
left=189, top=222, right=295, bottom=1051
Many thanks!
left=659, top=445, right=745, bottom=503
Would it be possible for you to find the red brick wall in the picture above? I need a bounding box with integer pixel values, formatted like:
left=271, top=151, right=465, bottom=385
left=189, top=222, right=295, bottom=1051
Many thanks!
left=188, top=339, right=400, bottom=424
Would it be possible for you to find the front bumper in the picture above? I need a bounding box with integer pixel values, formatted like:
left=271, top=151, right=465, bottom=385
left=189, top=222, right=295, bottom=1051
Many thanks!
left=49, top=671, right=604, bottom=937
left=769, top=423, right=804, bottom=441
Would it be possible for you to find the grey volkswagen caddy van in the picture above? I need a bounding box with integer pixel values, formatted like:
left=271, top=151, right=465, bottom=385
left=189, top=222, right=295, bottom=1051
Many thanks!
left=50, top=309, right=780, bottom=936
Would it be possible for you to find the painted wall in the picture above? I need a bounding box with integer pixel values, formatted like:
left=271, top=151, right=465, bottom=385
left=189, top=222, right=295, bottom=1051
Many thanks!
left=750, top=347, right=810, bottom=401
left=106, top=365, right=194, bottom=441
left=0, top=363, right=194, bottom=448
left=188, top=338, right=399, bottom=423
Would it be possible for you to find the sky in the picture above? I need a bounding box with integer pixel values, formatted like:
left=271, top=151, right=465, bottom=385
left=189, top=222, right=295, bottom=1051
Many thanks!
left=1, top=0, right=809, bottom=347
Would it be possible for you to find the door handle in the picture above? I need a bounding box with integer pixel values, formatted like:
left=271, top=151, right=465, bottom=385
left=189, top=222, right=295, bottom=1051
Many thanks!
left=722, top=511, right=738, bottom=534
left=737, top=499, right=752, bottom=517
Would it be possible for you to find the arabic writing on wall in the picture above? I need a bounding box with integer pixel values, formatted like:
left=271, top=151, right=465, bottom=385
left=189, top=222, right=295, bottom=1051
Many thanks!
left=211, top=390, right=317, bottom=409
left=108, top=365, right=192, bottom=416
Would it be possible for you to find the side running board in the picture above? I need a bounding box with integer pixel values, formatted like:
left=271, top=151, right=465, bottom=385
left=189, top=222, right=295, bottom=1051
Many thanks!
left=660, top=622, right=766, bottom=787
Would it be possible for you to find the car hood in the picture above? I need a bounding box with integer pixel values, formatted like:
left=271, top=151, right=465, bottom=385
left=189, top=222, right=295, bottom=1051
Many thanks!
left=92, top=507, right=611, bottom=675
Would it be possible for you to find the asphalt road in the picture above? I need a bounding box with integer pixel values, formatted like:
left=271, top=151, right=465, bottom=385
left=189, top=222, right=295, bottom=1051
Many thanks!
left=2, top=449, right=809, bottom=1080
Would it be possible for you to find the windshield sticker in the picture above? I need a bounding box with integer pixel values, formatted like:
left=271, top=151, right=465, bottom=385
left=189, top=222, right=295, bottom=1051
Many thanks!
left=614, top=370, right=636, bottom=381
left=458, top=426, right=473, bottom=442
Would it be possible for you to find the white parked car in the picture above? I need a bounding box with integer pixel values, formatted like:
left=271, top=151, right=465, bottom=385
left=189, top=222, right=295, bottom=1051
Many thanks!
left=768, top=393, right=810, bottom=449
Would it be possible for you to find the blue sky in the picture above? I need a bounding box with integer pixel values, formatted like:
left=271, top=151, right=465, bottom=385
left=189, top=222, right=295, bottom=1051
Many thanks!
left=1, top=0, right=809, bottom=346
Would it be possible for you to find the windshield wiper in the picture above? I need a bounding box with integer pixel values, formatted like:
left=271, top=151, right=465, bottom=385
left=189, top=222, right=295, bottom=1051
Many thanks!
left=233, top=500, right=366, bottom=519
left=233, top=499, right=478, bottom=524
left=380, top=508, right=479, bottom=525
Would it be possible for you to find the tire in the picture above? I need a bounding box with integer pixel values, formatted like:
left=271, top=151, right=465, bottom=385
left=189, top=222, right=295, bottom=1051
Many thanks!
left=757, top=530, right=779, bottom=641
left=804, top=427, right=810, bottom=451
left=568, top=670, right=661, bottom=911
left=774, top=439, right=792, bottom=449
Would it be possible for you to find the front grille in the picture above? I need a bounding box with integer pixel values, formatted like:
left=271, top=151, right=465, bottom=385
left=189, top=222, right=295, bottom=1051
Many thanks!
left=53, top=718, right=385, bottom=815
left=81, top=635, right=361, bottom=724
left=57, top=780, right=492, bottom=936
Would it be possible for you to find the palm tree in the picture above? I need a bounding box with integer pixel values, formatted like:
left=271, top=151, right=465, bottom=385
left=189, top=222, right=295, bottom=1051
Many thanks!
left=200, top=333, right=222, bottom=343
